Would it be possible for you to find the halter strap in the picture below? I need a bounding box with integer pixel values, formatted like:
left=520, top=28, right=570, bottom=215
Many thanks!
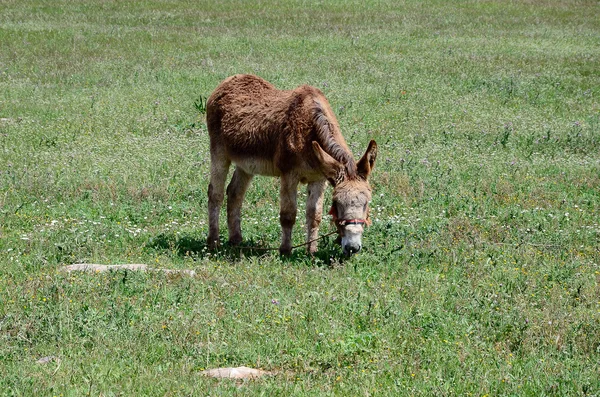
left=336, top=219, right=367, bottom=226
left=329, top=204, right=368, bottom=227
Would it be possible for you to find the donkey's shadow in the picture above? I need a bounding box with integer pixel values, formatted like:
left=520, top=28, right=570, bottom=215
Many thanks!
left=145, top=232, right=343, bottom=265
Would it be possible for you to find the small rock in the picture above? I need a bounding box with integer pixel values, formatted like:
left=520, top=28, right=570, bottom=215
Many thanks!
left=36, top=356, right=60, bottom=364
left=200, top=366, right=272, bottom=379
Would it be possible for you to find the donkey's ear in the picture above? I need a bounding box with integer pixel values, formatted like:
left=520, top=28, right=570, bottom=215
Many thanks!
left=357, top=140, right=378, bottom=180
left=312, top=141, right=346, bottom=186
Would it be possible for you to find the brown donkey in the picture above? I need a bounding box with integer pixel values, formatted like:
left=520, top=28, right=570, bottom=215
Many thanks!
left=206, top=74, right=377, bottom=256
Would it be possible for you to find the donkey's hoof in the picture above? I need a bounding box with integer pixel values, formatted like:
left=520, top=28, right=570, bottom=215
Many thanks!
left=307, top=244, right=318, bottom=255
left=207, top=237, right=220, bottom=250
left=279, top=246, right=292, bottom=256
left=228, top=235, right=243, bottom=246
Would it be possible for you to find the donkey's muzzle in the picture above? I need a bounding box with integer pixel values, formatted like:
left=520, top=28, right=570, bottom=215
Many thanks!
left=341, top=224, right=363, bottom=256
left=342, top=242, right=362, bottom=256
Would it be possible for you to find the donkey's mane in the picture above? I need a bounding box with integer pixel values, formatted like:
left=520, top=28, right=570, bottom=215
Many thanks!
left=312, top=99, right=357, bottom=178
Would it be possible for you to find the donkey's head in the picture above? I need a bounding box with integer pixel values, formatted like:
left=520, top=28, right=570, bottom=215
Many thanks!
left=312, top=140, right=378, bottom=256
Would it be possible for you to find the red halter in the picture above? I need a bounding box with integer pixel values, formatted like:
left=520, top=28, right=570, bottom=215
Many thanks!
left=328, top=204, right=368, bottom=227
left=336, top=219, right=367, bottom=226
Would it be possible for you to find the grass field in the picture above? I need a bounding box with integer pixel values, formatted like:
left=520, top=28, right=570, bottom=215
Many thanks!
left=1, top=0, right=599, bottom=395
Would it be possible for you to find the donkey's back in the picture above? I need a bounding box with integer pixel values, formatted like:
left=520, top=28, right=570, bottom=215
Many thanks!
left=207, top=74, right=353, bottom=179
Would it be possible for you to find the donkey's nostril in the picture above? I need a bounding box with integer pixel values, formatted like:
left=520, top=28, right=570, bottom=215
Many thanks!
left=345, top=244, right=362, bottom=255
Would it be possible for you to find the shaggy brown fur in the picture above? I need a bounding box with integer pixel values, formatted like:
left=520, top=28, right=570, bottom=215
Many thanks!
left=206, top=74, right=377, bottom=256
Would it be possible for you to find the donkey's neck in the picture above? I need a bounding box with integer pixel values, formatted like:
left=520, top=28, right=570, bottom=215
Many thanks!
left=312, top=98, right=357, bottom=177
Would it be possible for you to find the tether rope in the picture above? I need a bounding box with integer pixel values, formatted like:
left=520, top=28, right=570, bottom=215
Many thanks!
left=233, top=230, right=338, bottom=252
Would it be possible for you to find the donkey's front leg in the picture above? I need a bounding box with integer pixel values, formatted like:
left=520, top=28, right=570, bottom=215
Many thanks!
left=279, top=174, right=299, bottom=256
left=306, top=180, right=326, bottom=254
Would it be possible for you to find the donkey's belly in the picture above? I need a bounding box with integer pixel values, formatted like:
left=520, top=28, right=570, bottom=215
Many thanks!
left=233, top=157, right=281, bottom=177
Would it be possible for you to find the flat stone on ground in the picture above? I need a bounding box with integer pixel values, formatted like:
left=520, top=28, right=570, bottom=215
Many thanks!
left=200, top=366, right=272, bottom=379
left=60, top=264, right=196, bottom=276
left=36, top=356, right=60, bottom=364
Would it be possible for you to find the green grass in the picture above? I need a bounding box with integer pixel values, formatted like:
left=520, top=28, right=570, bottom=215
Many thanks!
left=1, top=0, right=599, bottom=395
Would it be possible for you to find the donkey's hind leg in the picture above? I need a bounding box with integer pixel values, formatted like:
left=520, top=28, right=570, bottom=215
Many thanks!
left=306, top=180, right=326, bottom=254
left=226, top=166, right=253, bottom=245
left=207, top=154, right=230, bottom=250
